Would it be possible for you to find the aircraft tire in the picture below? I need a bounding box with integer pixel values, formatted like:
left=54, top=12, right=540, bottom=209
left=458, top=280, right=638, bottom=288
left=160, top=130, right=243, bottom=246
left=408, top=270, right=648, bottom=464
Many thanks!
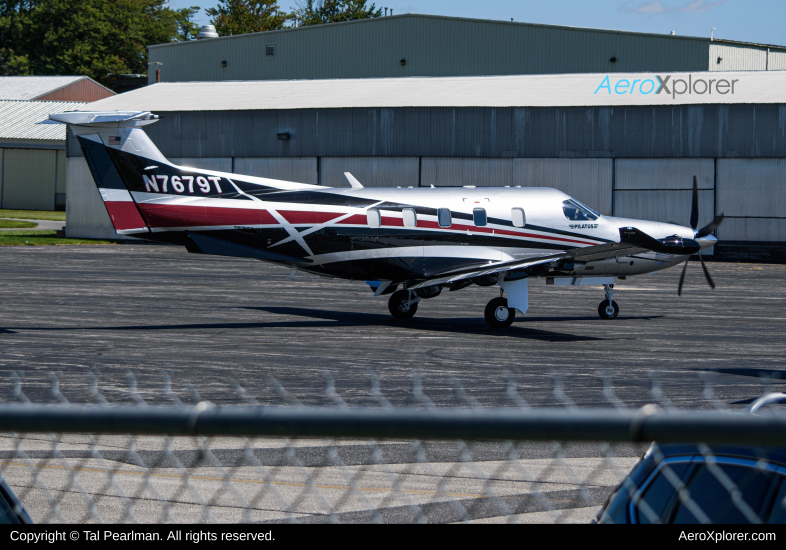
left=388, top=290, right=418, bottom=319
left=598, top=299, right=620, bottom=320
left=485, top=297, right=515, bottom=328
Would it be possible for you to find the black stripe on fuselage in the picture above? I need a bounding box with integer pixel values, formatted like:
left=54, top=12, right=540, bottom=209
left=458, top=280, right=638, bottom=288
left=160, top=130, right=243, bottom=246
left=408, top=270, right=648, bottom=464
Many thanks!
left=309, top=227, right=574, bottom=252
left=108, top=148, right=275, bottom=200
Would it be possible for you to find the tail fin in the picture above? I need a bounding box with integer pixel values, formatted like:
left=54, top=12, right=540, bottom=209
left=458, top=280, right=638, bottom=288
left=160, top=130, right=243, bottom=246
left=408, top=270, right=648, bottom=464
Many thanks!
left=51, top=111, right=166, bottom=235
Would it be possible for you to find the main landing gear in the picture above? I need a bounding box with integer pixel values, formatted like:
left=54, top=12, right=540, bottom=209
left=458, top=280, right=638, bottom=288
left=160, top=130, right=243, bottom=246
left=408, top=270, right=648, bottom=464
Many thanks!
left=484, top=296, right=515, bottom=328
left=388, top=289, right=421, bottom=319
left=598, top=284, right=619, bottom=320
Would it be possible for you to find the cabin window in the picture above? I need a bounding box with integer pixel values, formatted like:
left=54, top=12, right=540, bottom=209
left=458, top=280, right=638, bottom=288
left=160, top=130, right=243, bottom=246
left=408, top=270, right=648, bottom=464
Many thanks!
left=367, top=209, right=381, bottom=228
left=402, top=208, right=417, bottom=228
left=511, top=208, right=525, bottom=227
left=473, top=208, right=487, bottom=227
left=562, top=199, right=599, bottom=221
left=437, top=208, right=452, bottom=228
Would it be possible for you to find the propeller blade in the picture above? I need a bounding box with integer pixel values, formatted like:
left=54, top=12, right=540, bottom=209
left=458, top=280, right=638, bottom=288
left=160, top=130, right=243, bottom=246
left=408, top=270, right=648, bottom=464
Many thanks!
left=677, top=258, right=689, bottom=296
left=690, top=176, right=699, bottom=230
left=696, top=213, right=725, bottom=239
left=697, top=251, right=716, bottom=290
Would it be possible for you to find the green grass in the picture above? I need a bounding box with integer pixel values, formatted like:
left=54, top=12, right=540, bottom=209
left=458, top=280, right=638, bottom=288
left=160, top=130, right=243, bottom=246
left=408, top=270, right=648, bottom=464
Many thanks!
left=0, top=230, right=116, bottom=246
left=0, top=220, right=37, bottom=228
left=0, top=209, right=66, bottom=221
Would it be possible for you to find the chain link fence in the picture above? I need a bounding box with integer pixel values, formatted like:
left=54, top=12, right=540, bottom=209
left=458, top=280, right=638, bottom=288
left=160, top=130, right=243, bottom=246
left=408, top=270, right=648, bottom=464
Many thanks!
left=0, top=371, right=785, bottom=524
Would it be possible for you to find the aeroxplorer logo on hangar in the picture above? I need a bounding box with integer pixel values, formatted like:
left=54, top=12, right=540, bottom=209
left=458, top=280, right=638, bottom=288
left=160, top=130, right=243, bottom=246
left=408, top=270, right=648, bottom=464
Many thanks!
left=594, top=74, right=739, bottom=99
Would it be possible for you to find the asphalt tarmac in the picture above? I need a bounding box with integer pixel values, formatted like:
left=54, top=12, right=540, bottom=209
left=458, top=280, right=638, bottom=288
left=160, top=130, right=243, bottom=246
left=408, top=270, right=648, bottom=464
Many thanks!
left=0, top=245, right=784, bottom=523
left=1, top=244, right=783, bottom=408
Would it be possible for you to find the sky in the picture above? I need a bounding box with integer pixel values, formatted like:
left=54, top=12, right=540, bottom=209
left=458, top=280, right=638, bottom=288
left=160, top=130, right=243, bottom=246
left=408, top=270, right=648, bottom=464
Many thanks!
left=168, top=0, right=786, bottom=46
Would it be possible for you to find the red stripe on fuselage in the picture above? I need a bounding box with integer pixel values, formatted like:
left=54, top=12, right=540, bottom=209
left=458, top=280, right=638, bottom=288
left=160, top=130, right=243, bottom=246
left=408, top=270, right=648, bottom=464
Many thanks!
left=104, top=201, right=147, bottom=231
left=337, top=214, right=367, bottom=225
left=279, top=211, right=343, bottom=224
left=137, top=203, right=276, bottom=228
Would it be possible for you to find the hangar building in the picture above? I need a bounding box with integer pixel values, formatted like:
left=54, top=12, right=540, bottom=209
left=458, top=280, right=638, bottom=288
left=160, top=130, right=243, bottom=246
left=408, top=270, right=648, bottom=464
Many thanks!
left=0, top=76, right=112, bottom=211
left=69, top=71, right=786, bottom=260
left=148, top=13, right=786, bottom=84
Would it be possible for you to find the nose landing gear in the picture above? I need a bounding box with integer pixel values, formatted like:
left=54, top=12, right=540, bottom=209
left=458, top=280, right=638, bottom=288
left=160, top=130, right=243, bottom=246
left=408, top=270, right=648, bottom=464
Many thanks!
left=598, top=284, right=619, bottom=320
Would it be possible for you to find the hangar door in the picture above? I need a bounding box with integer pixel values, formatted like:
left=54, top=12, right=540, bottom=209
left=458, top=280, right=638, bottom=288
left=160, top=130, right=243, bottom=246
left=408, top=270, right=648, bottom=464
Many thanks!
left=1, top=148, right=64, bottom=211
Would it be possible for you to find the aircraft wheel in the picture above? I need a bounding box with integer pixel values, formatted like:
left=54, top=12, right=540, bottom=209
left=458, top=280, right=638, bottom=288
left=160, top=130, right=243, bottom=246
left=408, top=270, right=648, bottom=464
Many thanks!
left=485, top=297, right=515, bottom=328
left=598, top=299, right=619, bottom=320
left=388, top=290, right=418, bottom=319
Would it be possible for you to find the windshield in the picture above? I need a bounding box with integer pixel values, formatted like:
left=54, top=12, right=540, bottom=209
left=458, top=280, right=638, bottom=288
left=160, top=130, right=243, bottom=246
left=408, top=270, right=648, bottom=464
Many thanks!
left=562, top=199, right=600, bottom=221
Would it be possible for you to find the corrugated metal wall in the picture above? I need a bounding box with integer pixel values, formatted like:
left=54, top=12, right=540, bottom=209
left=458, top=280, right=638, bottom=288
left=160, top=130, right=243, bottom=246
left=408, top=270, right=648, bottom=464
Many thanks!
left=615, top=158, right=715, bottom=224
left=84, top=106, right=786, bottom=161
left=709, top=44, right=767, bottom=71
left=769, top=50, right=786, bottom=71
left=234, top=157, right=317, bottom=184
left=321, top=157, right=418, bottom=188
left=0, top=148, right=58, bottom=210
left=422, top=158, right=612, bottom=215
left=514, top=159, right=613, bottom=216
left=423, top=158, right=513, bottom=188
left=169, top=157, right=232, bottom=172
left=149, top=15, right=713, bottom=84
left=717, top=159, right=786, bottom=242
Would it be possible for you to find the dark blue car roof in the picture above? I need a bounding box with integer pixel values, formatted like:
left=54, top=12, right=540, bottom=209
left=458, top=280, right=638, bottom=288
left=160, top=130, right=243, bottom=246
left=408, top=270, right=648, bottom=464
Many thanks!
left=655, top=444, right=786, bottom=467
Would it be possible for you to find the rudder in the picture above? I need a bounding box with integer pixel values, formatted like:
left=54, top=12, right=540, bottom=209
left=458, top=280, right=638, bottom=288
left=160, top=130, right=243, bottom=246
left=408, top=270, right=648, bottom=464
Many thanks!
left=78, top=134, right=149, bottom=234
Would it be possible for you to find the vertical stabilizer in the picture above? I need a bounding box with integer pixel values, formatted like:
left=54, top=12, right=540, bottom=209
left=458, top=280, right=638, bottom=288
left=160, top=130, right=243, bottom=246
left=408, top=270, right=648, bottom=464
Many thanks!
left=50, top=111, right=167, bottom=235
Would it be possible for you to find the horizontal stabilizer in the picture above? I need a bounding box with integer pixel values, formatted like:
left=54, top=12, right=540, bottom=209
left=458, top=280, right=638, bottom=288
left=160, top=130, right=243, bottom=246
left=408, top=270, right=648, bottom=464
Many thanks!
left=49, top=111, right=160, bottom=128
left=187, top=232, right=312, bottom=264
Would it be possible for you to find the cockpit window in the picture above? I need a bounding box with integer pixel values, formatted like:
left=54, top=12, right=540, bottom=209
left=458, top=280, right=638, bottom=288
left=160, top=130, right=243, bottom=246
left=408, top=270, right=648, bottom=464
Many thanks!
left=562, top=199, right=600, bottom=221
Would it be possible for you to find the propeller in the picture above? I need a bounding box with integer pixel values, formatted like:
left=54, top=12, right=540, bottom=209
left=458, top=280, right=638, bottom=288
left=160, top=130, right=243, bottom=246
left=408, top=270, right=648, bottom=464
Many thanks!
left=677, top=176, right=724, bottom=296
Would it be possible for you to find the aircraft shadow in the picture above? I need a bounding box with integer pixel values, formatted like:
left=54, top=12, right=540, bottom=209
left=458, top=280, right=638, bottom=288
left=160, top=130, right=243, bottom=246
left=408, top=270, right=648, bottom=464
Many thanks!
left=3, top=309, right=622, bottom=342
left=241, top=306, right=607, bottom=342
left=516, top=315, right=662, bottom=323
left=695, top=367, right=786, bottom=380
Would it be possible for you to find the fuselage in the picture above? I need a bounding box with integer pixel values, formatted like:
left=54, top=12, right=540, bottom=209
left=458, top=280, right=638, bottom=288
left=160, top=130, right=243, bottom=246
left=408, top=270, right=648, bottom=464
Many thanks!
left=129, top=166, right=701, bottom=284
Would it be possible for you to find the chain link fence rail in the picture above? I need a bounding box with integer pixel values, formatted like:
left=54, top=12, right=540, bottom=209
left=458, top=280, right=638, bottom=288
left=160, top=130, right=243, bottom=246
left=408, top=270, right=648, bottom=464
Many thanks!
left=0, top=372, right=785, bottom=524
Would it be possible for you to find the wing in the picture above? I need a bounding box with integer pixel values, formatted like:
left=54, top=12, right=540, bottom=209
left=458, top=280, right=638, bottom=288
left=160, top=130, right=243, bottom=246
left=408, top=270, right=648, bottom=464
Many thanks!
left=409, top=227, right=698, bottom=289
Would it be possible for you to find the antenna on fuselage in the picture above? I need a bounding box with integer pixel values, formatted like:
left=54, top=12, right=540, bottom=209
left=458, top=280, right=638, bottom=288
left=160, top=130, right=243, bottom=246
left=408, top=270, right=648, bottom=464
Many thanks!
left=344, top=172, right=364, bottom=189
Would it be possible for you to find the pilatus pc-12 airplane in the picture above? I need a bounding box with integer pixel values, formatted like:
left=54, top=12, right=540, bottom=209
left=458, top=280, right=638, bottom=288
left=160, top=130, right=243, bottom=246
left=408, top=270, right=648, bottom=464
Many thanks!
left=52, top=111, right=724, bottom=328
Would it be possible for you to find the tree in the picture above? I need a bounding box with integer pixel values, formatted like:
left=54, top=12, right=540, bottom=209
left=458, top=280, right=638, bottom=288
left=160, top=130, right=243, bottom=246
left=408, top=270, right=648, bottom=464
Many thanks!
left=206, top=0, right=288, bottom=36
left=173, top=6, right=202, bottom=42
left=0, top=0, right=198, bottom=87
left=292, top=0, right=382, bottom=26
